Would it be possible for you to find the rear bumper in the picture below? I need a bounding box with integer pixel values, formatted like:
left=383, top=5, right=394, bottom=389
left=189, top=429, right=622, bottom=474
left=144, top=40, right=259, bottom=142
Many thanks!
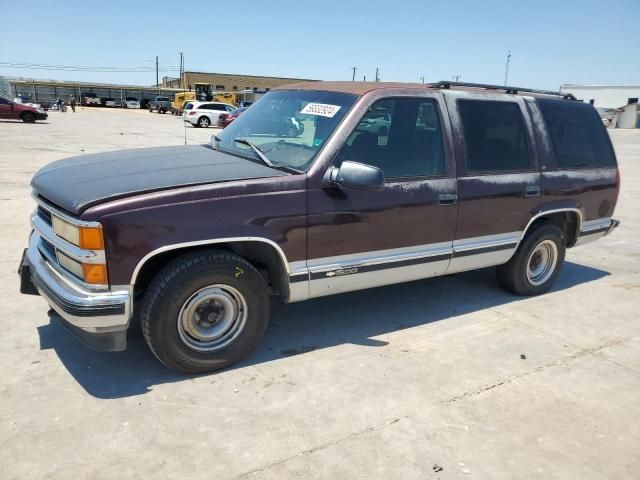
left=20, top=232, right=131, bottom=351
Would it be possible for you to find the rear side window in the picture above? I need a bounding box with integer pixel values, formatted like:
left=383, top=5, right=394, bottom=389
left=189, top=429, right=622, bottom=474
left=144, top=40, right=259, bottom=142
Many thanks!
left=184, top=102, right=193, bottom=110
left=537, top=99, right=615, bottom=168
left=458, top=100, right=531, bottom=173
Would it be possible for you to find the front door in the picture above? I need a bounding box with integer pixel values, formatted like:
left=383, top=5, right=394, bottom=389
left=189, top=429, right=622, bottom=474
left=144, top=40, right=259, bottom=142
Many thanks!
left=443, top=92, right=541, bottom=274
left=306, top=94, right=459, bottom=298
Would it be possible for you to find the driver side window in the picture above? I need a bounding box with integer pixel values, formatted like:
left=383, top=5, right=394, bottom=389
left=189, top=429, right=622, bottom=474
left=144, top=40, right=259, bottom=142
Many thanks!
left=339, top=98, right=446, bottom=179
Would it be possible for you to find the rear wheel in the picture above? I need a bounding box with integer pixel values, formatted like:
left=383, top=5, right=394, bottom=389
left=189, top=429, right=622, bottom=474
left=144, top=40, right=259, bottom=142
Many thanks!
left=198, top=116, right=210, bottom=128
left=140, top=250, right=270, bottom=374
left=21, top=111, right=36, bottom=123
left=497, top=224, right=566, bottom=296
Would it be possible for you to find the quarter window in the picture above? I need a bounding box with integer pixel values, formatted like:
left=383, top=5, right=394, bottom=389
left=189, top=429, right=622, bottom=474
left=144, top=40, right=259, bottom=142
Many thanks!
left=538, top=98, right=616, bottom=168
left=458, top=100, right=531, bottom=173
left=340, top=98, right=446, bottom=179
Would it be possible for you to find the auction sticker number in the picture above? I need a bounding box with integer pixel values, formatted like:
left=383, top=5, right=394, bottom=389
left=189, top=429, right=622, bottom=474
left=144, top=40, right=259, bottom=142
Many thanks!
left=301, top=103, right=342, bottom=118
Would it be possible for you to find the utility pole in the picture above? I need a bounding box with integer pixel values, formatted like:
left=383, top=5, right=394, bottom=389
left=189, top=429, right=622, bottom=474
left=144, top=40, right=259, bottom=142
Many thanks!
left=352, top=67, right=357, bottom=81
left=375, top=67, right=380, bottom=82
left=419, top=75, right=425, bottom=84
left=452, top=74, right=461, bottom=82
left=179, top=52, right=184, bottom=90
left=363, top=75, right=366, bottom=82
left=503, top=50, right=511, bottom=86
left=156, top=55, right=159, bottom=94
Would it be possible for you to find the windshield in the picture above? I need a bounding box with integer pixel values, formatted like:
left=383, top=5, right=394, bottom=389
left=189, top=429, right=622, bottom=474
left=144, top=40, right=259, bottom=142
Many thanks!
left=214, top=90, right=357, bottom=171
left=157, top=97, right=170, bottom=101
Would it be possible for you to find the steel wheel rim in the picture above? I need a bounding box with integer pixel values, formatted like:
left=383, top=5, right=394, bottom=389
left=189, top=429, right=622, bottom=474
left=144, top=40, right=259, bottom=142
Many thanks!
left=177, top=284, right=247, bottom=352
left=526, top=240, right=558, bottom=286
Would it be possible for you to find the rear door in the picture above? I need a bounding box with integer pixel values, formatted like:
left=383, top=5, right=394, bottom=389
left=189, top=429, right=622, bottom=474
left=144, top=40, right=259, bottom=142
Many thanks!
left=444, top=92, right=541, bottom=273
left=306, top=93, right=459, bottom=298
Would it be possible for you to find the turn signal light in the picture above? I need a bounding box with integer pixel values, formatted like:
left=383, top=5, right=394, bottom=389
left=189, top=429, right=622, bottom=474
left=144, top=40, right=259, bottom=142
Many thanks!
left=79, top=226, right=105, bottom=250
left=82, top=264, right=108, bottom=285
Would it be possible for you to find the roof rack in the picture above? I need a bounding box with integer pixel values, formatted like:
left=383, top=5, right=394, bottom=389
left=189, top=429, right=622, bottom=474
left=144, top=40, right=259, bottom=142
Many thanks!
left=431, top=81, right=577, bottom=101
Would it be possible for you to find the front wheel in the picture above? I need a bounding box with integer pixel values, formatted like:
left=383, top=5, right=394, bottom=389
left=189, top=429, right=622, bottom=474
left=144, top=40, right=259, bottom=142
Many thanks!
left=21, top=111, right=36, bottom=123
left=497, top=224, right=566, bottom=296
left=140, top=250, right=270, bottom=374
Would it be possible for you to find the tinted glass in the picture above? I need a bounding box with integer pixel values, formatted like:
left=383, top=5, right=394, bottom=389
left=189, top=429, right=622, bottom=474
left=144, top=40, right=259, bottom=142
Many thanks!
left=538, top=99, right=615, bottom=168
left=156, top=97, right=170, bottom=101
left=184, top=102, right=193, bottom=110
left=215, top=90, right=356, bottom=171
left=0, top=97, right=10, bottom=105
left=339, top=97, right=446, bottom=178
left=458, top=100, right=531, bottom=172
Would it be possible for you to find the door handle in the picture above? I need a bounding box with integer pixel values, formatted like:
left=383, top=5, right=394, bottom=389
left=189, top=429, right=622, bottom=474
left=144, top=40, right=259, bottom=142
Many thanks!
left=525, top=185, right=541, bottom=197
left=438, top=193, right=458, bottom=205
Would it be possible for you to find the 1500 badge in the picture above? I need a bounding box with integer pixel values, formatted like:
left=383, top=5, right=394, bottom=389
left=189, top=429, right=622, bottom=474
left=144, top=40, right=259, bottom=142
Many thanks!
left=325, top=267, right=360, bottom=277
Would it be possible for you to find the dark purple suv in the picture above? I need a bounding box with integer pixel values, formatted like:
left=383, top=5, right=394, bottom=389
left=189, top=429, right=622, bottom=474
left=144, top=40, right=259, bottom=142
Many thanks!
left=19, top=81, right=620, bottom=373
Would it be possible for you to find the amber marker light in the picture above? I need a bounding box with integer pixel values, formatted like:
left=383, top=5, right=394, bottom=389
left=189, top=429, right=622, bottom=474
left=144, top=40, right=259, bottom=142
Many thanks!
left=82, top=263, right=109, bottom=285
left=79, top=226, right=105, bottom=250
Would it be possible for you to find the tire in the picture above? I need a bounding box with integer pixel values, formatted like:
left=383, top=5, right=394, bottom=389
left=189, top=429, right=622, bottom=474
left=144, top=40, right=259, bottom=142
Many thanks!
left=140, top=250, right=270, bottom=374
left=197, top=116, right=210, bottom=128
left=497, top=224, right=566, bottom=296
left=21, top=111, right=36, bottom=123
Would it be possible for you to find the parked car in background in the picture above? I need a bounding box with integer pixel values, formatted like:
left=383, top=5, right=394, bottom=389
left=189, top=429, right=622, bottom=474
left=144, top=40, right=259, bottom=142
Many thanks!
left=148, top=96, right=171, bottom=113
left=183, top=101, right=236, bottom=128
left=238, top=101, right=253, bottom=108
left=82, top=93, right=101, bottom=106
left=123, top=97, right=141, bottom=109
left=217, top=106, right=248, bottom=127
left=104, top=98, right=119, bottom=108
left=0, top=95, right=48, bottom=122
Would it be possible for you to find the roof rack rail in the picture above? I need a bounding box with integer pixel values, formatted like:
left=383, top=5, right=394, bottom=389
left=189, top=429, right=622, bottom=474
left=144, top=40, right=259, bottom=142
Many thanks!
left=431, top=81, right=577, bottom=101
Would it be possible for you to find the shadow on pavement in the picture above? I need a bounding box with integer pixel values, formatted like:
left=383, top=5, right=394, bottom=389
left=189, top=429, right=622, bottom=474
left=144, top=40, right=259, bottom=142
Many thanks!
left=37, top=261, right=609, bottom=399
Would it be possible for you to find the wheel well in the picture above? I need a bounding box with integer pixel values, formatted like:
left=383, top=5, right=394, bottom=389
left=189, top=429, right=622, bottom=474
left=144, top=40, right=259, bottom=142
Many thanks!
left=132, top=242, right=289, bottom=302
left=525, top=211, right=580, bottom=247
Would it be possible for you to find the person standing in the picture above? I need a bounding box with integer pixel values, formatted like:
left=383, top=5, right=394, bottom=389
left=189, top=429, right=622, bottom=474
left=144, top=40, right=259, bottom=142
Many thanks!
left=70, top=96, right=77, bottom=113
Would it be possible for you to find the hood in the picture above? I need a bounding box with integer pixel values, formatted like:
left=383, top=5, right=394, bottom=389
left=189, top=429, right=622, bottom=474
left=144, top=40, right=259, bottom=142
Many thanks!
left=31, top=145, right=286, bottom=214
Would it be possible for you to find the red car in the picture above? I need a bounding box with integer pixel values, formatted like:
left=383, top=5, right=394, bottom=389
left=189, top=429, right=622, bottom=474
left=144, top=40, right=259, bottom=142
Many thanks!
left=217, top=106, right=248, bottom=127
left=0, top=96, right=48, bottom=122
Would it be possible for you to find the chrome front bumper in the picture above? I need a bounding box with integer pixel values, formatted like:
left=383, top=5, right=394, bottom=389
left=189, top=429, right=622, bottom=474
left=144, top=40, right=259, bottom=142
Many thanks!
left=21, top=232, right=131, bottom=350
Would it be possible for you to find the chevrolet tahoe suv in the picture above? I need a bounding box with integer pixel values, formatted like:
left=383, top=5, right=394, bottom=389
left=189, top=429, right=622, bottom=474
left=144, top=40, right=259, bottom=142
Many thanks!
left=19, top=81, right=620, bottom=374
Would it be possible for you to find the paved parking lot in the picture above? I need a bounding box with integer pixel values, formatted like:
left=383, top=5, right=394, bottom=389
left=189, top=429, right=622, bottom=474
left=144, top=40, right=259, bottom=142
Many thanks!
left=1, top=107, right=639, bottom=479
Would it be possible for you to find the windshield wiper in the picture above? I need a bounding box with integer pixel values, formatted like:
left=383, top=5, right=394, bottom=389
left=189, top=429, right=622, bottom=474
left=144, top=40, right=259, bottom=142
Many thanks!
left=234, top=139, right=274, bottom=168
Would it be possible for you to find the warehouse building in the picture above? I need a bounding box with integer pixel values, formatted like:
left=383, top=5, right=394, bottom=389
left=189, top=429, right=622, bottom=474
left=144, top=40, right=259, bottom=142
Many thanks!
left=559, top=84, right=640, bottom=109
left=161, top=71, right=316, bottom=92
left=0, top=75, right=179, bottom=105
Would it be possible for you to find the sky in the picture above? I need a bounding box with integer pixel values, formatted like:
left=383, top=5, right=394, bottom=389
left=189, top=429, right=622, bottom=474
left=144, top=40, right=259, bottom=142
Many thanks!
left=0, top=0, right=638, bottom=91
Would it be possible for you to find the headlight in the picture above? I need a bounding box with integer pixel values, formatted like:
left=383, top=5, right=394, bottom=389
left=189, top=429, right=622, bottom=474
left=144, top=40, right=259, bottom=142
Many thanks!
left=52, top=216, right=108, bottom=284
left=52, top=216, right=104, bottom=249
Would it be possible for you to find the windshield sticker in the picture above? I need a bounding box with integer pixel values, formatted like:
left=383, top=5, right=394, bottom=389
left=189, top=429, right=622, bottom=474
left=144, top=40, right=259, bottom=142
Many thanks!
left=301, top=103, right=342, bottom=118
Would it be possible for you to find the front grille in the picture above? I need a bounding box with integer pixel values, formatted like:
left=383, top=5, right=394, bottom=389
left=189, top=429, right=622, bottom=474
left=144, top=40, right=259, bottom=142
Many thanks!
left=37, top=206, right=52, bottom=225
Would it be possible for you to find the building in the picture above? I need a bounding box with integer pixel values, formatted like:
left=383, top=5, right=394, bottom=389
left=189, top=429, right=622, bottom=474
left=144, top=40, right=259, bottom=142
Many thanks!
left=559, top=84, right=640, bottom=109
left=615, top=101, right=640, bottom=129
left=0, top=75, right=179, bottom=105
left=162, top=71, right=316, bottom=92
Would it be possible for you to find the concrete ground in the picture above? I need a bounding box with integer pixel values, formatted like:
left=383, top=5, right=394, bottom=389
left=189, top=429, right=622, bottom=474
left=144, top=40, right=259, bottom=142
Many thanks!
left=1, top=107, right=639, bottom=479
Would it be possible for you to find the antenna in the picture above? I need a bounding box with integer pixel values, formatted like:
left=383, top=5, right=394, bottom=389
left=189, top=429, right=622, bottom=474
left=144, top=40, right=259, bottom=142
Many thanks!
left=504, top=50, right=511, bottom=86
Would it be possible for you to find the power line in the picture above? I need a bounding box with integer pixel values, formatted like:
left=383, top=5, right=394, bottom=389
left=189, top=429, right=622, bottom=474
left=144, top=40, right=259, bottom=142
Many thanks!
left=0, top=61, right=180, bottom=73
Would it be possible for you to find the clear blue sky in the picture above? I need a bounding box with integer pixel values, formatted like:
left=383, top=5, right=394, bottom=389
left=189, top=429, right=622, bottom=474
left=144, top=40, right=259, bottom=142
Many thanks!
left=1, top=0, right=638, bottom=90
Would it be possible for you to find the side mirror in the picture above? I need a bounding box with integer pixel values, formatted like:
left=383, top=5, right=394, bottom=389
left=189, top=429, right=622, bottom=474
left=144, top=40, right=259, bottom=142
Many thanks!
left=326, top=160, right=384, bottom=191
